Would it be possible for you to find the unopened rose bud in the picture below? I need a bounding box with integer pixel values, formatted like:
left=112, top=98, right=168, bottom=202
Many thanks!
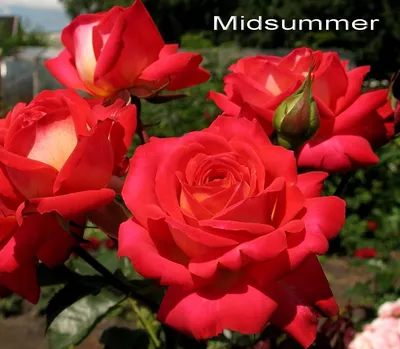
left=272, top=65, right=319, bottom=150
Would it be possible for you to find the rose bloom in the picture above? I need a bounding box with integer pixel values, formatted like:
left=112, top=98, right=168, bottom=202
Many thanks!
left=367, top=220, right=379, bottom=232
left=208, top=48, right=392, bottom=172
left=45, top=0, right=210, bottom=99
left=0, top=90, right=136, bottom=300
left=379, top=300, right=400, bottom=318
left=0, top=89, right=136, bottom=212
left=354, top=248, right=377, bottom=259
left=349, top=317, right=400, bottom=349
left=119, top=116, right=346, bottom=346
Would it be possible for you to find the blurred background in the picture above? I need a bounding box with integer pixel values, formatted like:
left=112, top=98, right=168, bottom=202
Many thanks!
left=0, top=1, right=399, bottom=348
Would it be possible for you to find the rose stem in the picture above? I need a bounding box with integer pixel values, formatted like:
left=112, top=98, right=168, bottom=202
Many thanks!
left=334, top=172, right=353, bottom=197
left=129, top=299, right=161, bottom=348
left=72, top=245, right=158, bottom=312
left=131, top=95, right=150, bottom=144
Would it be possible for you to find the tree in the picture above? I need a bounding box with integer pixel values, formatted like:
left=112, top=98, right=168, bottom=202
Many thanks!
left=0, top=18, right=48, bottom=57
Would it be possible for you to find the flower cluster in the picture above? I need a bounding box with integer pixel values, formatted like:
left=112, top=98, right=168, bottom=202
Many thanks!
left=0, top=0, right=397, bottom=348
left=349, top=300, right=400, bottom=349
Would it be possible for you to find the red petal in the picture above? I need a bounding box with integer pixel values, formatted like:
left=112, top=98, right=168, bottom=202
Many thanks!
left=0, top=147, right=57, bottom=199
left=281, top=255, right=338, bottom=317
left=167, top=66, right=210, bottom=91
left=207, top=116, right=272, bottom=152
left=312, top=52, right=348, bottom=111
left=207, top=91, right=241, bottom=116
left=0, top=262, right=39, bottom=303
left=159, top=44, right=178, bottom=57
left=95, top=0, right=164, bottom=87
left=298, top=135, right=379, bottom=172
left=303, top=197, right=346, bottom=240
left=333, top=89, right=389, bottom=143
left=139, top=52, right=200, bottom=80
left=0, top=164, right=24, bottom=210
left=214, top=178, right=285, bottom=224
left=45, top=51, right=89, bottom=92
left=17, top=189, right=115, bottom=222
left=54, top=121, right=114, bottom=194
left=118, top=218, right=197, bottom=288
left=157, top=277, right=278, bottom=339
left=267, top=283, right=319, bottom=348
left=335, top=66, right=370, bottom=114
left=122, top=137, right=179, bottom=227
left=188, top=228, right=287, bottom=278
left=296, top=172, right=329, bottom=198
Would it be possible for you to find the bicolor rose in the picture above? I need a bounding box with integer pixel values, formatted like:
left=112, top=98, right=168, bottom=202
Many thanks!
left=45, top=0, right=210, bottom=99
left=0, top=89, right=136, bottom=301
left=119, top=116, right=345, bottom=347
left=209, top=48, right=392, bottom=172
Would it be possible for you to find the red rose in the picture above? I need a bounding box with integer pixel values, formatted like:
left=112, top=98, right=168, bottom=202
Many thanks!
left=367, top=220, right=379, bottom=232
left=0, top=89, right=136, bottom=212
left=45, top=0, right=210, bottom=99
left=354, top=248, right=377, bottom=259
left=0, top=90, right=136, bottom=301
left=209, top=48, right=391, bottom=172
left=119, top=116, right=346, bottom=346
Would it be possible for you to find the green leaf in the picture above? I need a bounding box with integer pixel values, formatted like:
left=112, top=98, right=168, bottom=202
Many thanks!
left=45, top=277, right=105, bottom=330
left=97, top=250, right=121, bottom=273
left=100, top=327, right=150, bottom=349
left=118, top=256, right=140, bottom=280
left=47, top=288, right=126, bottom=349
left=375, top=271, right=395, bottom=293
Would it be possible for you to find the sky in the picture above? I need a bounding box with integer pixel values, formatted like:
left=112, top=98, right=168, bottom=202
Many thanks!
left=0, top=0, right=69, bottom=32
left=0, top=0, right=64, bottom=10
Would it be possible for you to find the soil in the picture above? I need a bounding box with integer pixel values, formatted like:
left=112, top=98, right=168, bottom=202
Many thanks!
left=0, top=257, right=372, bottom=349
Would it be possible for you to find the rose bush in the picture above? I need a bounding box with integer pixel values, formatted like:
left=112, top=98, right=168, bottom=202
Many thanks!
left=0, top=89, right=136, bottom=299
left=208, top=48, right=392, bottom=172
left=45, top=0, right=210, bottom=99
left=119, top=116, right=346, bottom=347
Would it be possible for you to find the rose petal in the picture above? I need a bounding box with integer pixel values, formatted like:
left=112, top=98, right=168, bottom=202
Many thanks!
left=17, top=189, right=115, bottom=222
left=54, top=120, right=114, bottom=194
left=296, top=172, right=329, bottom=198
left=335, top=66, right=370, bottom=114
left=188, top=228, right=287, bottom=278
left=95, top=0, right=164, bottom=87
left=45, top=50, right=89, bottom=93
left=157, top=276, right=278, bottom=339
left=298, top=135, right=379, bottom=172
left=0, top=147, right=58, bottom=199
left=118, top=218, right=198, bottom=288
left=303, top=196, right=346, bottom=240
left=122, top=137, right=179, bottom=227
